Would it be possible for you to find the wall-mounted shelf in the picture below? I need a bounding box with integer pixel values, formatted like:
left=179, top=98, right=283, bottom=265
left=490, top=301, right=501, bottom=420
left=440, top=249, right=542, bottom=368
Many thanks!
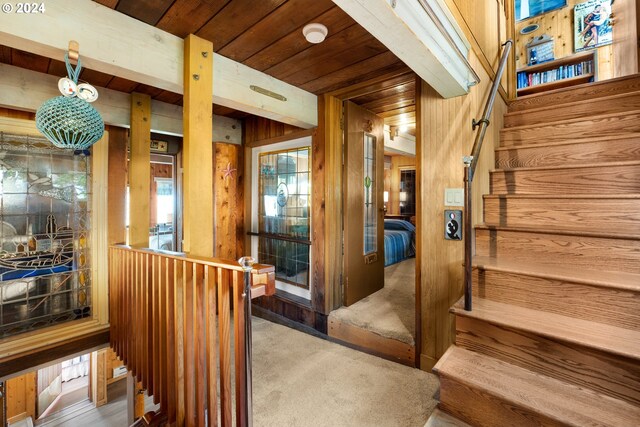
left=516, top=51, right=597, bottom=97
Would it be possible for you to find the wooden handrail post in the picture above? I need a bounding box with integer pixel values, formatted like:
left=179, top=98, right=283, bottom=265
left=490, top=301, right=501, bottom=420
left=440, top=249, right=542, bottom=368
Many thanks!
left=239, top=256, right=256, bottom=427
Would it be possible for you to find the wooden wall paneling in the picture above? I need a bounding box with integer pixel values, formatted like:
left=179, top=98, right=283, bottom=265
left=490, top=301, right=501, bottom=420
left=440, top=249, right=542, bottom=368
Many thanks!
left=107, top=126, right=128, bottom=246
left=129, top=93, right=152, bottom=248
left=317, top=95, right=343, bottom=313
left=6, top=372, right=36, bottom=424
left=514, top=0, right=621, bottom=80
left=417, top=51, right=507, bottom=370
left=214, top=142, right=242, bottom=259
left=612, top=1, right=640, bottom=77
left=388, top=155, right=416, bottom=215
left=182, top=34, right=214, bottom=257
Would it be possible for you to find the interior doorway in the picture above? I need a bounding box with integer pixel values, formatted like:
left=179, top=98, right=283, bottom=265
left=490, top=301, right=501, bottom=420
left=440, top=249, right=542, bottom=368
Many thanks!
left=327, top=74, right=420, bottom=367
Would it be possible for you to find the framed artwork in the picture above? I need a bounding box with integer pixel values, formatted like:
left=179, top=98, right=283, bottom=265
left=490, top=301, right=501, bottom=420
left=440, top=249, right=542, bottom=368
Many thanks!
left=574, top=0, right=613, bottom=52
left=516, top=0, right=567, bottom=22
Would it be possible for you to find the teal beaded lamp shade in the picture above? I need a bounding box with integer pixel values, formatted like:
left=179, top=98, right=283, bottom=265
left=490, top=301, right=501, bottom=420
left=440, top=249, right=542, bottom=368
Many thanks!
left=36, top=96, right=104, bottom=150
left=36, top=53, right=104, bottom=150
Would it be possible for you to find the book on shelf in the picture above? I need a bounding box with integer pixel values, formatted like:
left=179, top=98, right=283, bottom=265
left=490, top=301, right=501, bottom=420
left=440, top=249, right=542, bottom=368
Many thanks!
left=517, top=60, right=594, bottom=90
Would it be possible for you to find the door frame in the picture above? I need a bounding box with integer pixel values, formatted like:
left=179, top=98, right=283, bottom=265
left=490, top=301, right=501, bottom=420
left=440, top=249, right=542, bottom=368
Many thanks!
left=324, top=73, right=423, bottom=368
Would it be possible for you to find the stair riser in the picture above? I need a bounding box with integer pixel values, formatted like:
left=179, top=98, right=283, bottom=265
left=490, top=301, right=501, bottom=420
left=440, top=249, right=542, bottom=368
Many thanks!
left=508, top=76, right=640, bottom=112
left=472, top=268, right=640, bottom=330
left=501, top=112, right=640, bottom=147
left=438, top=376, right=565, bottom=427
left=490, top=164, right=640, bottom=195
left=483, top=197, right=640, bottom=231
left=475, top=228, right=640, bottom=274
left=505, top=93, right=640, bottom=128
left=495, top=137, right=640, bottom=168
left=455, top=316, right=640, bottom=406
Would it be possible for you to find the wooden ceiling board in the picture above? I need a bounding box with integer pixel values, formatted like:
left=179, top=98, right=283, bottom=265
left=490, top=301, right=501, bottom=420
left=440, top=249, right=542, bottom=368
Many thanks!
left=116, top=0, right=176, bottom=26
left=242, top=5, right=355, bottom=72
left=351, top=81, right=415, bottom=105
left=266, top=23, right=367, bottom=80
left=0, top=45, right=12, bottom=63
left=301, top=51, right=408, bottom=94
left=79, top=68, right=115, bottom=88
left=46, top=59, right=67, bottom=77
left=154, top=90, right=183, bottom=105
left=11, top=49, right=49, bottom=73
left=157, top=0, right=231, bottom=38
left=93, top=0, right=118, bottom=7
left=366, top=100, right=415, bottom=116
left=276, top=31, right=389, bottom=87
left=327, top=71, right=415, bottom=99
left=361, top=92, right=415, bottom=113
left=218, top=0, right=334, bottom=63
left=196, top=0, right=288, bottom=51
left=132, top=83, right=165, bottom=99
left=107, top=76, right=142, bottom=93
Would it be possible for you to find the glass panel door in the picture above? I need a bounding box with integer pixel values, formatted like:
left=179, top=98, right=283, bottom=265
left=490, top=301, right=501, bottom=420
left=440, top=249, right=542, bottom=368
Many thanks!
left=258, top=147, right=311, bottom=289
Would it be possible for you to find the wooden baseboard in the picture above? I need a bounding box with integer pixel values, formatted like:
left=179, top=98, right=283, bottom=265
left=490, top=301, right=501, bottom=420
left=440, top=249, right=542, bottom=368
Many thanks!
left=328, top=318, right=415, bottom=367
left=420, top=353, right=438, bottom=372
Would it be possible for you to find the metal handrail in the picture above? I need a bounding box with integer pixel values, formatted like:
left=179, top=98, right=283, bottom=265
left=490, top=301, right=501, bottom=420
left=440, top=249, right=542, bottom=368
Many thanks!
left=463, top=40, right=513, bottom=311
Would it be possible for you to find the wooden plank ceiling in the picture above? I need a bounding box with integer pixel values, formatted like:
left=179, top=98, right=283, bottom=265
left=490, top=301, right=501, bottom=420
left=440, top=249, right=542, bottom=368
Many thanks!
left=0, top=0, right=415, bottom=129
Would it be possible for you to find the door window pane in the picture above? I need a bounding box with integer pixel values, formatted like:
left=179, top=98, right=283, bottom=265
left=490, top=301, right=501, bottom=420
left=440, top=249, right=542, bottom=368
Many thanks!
left=363, top=133, right=377, bottom=255
left=258, top=147, right=311, bottom=289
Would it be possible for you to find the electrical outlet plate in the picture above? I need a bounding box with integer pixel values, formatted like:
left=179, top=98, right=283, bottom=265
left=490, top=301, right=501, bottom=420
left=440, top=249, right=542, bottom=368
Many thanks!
left=445, top=210, right=463, bottom=240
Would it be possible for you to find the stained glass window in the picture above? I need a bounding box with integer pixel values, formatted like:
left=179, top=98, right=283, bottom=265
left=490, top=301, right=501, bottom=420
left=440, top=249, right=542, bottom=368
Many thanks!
left=258, top=147, right=311, bottom=290
left=363, top=133, right=377, bottom=255
left=0, top=132, right=91, bottom=338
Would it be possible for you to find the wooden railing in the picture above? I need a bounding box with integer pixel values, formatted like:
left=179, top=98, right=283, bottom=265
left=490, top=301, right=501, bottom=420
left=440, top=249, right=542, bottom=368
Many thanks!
left=109, top=245, right=275, bottom=426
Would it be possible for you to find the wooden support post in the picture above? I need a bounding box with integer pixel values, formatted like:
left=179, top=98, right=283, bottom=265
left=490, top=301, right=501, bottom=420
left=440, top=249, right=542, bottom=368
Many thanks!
left=183, top=34, right=214, bottom=257
left=126, top=372, right=145, bottom=424
left=129, top=93, right=152, bottom=248
left=91, top=350, right=108, bottom=407
left=107, top=127, right=128, bottom=246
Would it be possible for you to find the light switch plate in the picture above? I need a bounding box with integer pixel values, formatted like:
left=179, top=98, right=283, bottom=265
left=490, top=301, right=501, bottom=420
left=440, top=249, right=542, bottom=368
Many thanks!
left=445, top=188, right=464, bottom=207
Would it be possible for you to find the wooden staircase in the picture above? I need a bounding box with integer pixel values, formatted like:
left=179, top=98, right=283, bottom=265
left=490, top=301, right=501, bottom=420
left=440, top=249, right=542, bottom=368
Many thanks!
left=429, top=75, right=640, bottom=426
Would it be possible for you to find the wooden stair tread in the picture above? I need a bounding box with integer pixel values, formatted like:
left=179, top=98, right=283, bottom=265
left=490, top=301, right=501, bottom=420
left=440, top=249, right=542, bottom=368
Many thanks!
left=433, top=346, right=640, bottom=426
left=424, top=409, right=472, bottom=427
left=490, top=159, right=640, bottom=173
left=501, top=108, right=640, bottom=132
left=472, top=255, right=640, bottom=293
left=509, top=74, right=640, bottom=112
left=476, top=223, right=640, bottom=241
left=495, top=133, right=640, bottom=151
left=451, top=298, right=640, bottom=361
left=506, top=90, right=640, bottom=118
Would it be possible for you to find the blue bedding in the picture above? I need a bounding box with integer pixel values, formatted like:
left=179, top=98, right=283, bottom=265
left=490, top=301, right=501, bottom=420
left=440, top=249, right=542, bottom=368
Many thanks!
left=384, top=219, right=415, bottom=266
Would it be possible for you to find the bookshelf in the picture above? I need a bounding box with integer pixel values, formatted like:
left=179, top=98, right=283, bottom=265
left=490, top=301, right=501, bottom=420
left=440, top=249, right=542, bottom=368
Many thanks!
left=516, top=51, right=597, bottom=97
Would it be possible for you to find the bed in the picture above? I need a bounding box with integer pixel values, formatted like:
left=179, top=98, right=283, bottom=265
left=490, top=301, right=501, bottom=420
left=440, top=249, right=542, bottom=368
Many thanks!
left=383, top=219, right=415, bottom=267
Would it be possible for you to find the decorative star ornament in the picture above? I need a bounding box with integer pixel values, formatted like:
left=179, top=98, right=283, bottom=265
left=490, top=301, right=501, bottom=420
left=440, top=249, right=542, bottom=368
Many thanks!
left=222, top=162, right=237, bottom=180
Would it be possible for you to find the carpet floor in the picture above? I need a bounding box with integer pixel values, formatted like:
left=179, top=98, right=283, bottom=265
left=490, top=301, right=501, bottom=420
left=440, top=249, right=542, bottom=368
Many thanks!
left=252, top=316, right=437, bottom=427
left=328, top=258, right=416, bottom=345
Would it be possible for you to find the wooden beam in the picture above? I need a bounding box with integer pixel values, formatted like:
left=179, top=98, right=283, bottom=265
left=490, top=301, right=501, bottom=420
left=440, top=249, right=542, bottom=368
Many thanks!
left=129, top=93, right=152, bottom=248
left=332, top=0, right=473, bottom=98
left=0, top=0, right=317, bottom=128
left=182, top=35, right=214, bottom=257
left=0, top=63, right=242, bottom=143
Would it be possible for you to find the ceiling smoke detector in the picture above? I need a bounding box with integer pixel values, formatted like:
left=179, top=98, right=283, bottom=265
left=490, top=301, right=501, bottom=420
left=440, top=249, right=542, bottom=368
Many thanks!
left=303, top=23, right=328, bottom=44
